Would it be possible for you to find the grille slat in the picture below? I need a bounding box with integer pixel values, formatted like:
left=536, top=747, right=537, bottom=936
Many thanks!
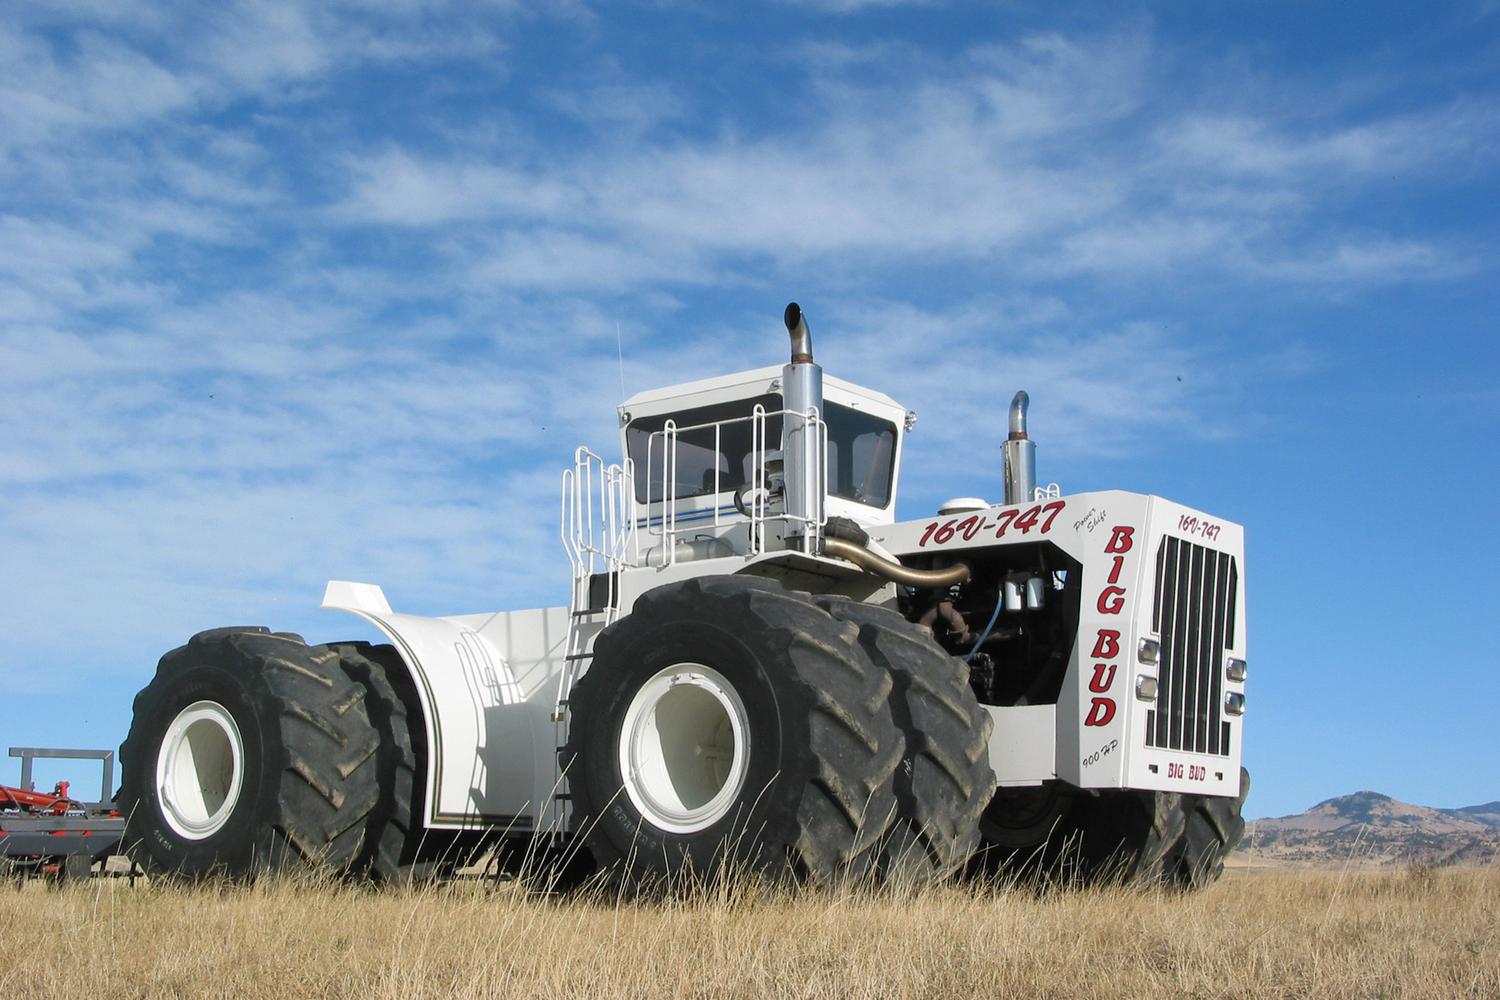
left=1207, top=548, right=1230, bottom=754
left=1148, top=536, right=1238, bottom=757
left=1195, top=549, right=1220, bottom=753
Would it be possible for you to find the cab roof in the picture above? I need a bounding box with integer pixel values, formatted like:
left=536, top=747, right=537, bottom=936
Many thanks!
left=618, top=365, right=910, bottom=426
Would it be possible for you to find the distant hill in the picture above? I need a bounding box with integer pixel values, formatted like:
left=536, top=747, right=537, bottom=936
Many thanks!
left=1451, top=801, right=1500, bottom=826
left=1239, top=791, right=1500, bottom=868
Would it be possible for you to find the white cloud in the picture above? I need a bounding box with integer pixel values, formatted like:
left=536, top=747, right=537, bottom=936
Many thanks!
left=326, top=29, right=1483, bottom=293
left=339, top=151, right=579, bottom=226
left=1251, top=237, right=1463, bottom=283
left=1161, top=108, right=1483, bottom=179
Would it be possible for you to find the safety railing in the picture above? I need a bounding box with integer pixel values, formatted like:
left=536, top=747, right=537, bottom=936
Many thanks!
left=644, top=405, right=827, bottom=566
left=560, top=447, right=638, bottom=601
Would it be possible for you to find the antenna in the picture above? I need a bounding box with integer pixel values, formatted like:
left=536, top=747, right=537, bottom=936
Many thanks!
left=616, top=321, right=626, bottom=400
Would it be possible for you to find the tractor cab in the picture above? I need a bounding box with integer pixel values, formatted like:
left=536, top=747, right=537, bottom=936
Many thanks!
left=618, top=365, right=912, bottom=559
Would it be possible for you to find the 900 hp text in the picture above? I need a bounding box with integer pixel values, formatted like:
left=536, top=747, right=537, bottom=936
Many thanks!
left=918, top=500, right=1067, bottom=547
left=1082, top=739, right=1119, bottom=769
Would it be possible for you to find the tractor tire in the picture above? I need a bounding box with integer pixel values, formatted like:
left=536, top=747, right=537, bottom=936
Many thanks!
left=1170, top=767, right=1250, bottom=888
left=329, top=642, right=420, bottom=883
left=562, top=576, right=902, bottom=889
left=118, top=628, right=381, bottom=878
left=814, top=597, right=995, bottom=882
left=975, top=781, right=1078, bottom=875
left=1051, top=787, right=1186, bottom=886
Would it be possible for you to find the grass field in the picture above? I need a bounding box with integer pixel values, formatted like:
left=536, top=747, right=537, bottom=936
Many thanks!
left=2, top=865, right=1495, bottom=998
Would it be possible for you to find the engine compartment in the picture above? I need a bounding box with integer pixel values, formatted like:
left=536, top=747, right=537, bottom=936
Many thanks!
left=895, top=541, right=1082, bottom=708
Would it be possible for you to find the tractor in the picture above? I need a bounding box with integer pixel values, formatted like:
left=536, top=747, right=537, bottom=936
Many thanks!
left=118, top=303, right=1249, bottom=888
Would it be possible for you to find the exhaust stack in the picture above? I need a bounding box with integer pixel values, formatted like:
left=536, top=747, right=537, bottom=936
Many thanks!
left=1003, top=390, right=1036, bottom=505
left=782, top=302, right=823, bottom=545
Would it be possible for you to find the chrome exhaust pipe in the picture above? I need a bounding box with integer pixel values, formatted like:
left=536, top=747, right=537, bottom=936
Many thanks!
left=782, top=303, right=823, bottom=543
left=1003, top=390, right=1036, bottom=505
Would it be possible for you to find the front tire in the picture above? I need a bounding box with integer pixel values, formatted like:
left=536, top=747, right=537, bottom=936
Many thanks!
left=1171, top=767, right=1250, bottom=887
left=980, top=774, right=1249, bottom=890
left=118, top=628, right=381, bottom=878
left=814, top=597, right=995, bottom=881
left=563, top=576, right=903, bottom=888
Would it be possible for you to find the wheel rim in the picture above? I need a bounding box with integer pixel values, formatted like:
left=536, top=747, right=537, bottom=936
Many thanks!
left=981, top=783, right=1074, bottom=849
left=155, top=700, right=245, bottom=840
left=619, top=663, right=751, bottom=835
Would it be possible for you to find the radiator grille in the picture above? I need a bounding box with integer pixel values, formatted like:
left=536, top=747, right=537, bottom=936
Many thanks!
left=1145, top=536, right=1238, bottom=756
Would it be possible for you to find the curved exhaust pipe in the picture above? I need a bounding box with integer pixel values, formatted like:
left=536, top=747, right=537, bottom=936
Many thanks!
left=1003, top=390, right=1036, bottom=505
left=1009, top=390, right=1029, bottom=438
left=824, top=537, right=971, bottom=588
left=785, top=302, right=813, bottom=363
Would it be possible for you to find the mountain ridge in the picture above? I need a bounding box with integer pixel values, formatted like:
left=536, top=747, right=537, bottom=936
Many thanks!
left=1240, top=790, right=1500, bottom=867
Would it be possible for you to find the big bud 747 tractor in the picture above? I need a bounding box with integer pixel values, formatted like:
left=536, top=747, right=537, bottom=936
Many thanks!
left=119, top=304, right=1249, bottom=888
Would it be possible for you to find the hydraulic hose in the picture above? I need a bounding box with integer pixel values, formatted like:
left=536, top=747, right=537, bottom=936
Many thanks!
left=823, top=537, right=971, bottom=588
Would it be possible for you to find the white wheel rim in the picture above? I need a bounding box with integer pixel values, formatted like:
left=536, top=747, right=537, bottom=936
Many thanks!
left=619, top=663, right=751, bottom=835
left=155, top=700, right=245, bottom=841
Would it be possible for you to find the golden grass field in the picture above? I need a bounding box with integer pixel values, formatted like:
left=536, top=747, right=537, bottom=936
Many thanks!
left=2, top=864, right=1495, bottom=999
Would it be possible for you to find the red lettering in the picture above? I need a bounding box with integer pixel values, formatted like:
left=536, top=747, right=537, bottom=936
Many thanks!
left=1104, top=525, right=1135, bottom=554
left=1013, top=505, right=1041, bottom=533
left=1097, top=586, right=1126, bottom=614
left=1090, top=629, right=1120, bottom=659
left=1107, top=554, right=1125, bottom=585
left=1088, top=663, right=1117, bottom=693
left=1084, top=698, right=1116, bottom=727
left=1040, top=500, right=1066, bottom=532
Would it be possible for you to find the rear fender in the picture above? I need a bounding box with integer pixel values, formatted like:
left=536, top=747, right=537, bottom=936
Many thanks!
left=321, top=582, right=566, bottom=832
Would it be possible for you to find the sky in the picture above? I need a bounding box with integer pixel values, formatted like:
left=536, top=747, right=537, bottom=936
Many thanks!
left=2, top=1, right=1496, bottom=821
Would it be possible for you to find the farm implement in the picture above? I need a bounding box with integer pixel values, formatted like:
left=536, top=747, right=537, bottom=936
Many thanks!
left=1, top=748, right=125, bottom=881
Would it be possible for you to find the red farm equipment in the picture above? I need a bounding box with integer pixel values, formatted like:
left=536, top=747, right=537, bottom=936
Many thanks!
left=1, top=748, right=127, bottom=882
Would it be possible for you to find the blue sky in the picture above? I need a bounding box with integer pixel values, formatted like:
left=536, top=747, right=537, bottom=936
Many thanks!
left=2, top=1, right=1496, bottom=820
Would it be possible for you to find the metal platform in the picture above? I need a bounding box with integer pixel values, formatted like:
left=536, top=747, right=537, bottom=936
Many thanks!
left=1, top=747, right=126, bottom=869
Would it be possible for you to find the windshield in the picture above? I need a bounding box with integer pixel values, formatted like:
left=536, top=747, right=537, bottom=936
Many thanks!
left=826, top=403, right=896, bottom=507
left=625, top=396, right=896, bottom=507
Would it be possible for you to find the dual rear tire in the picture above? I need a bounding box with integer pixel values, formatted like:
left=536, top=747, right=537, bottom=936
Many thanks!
left=562, top=576, right=996, bottom=888
left=979, top=768, right=1251, bottom=888
left=118, top=628, right=416, bottom=880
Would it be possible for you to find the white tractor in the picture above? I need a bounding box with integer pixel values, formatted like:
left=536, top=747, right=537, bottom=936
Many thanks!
left=119, top=303, right=1249, bottom=888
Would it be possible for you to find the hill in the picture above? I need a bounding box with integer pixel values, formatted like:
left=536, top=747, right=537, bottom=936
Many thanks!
left=1240, top=790, right=1500, bottom=867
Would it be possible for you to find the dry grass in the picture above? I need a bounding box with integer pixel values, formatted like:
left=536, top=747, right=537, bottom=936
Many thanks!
left=2, top=864, right=1495, bottom=998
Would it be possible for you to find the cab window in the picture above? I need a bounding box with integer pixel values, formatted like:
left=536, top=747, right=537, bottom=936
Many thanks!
left=625, top=395, right=896, bottom=508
